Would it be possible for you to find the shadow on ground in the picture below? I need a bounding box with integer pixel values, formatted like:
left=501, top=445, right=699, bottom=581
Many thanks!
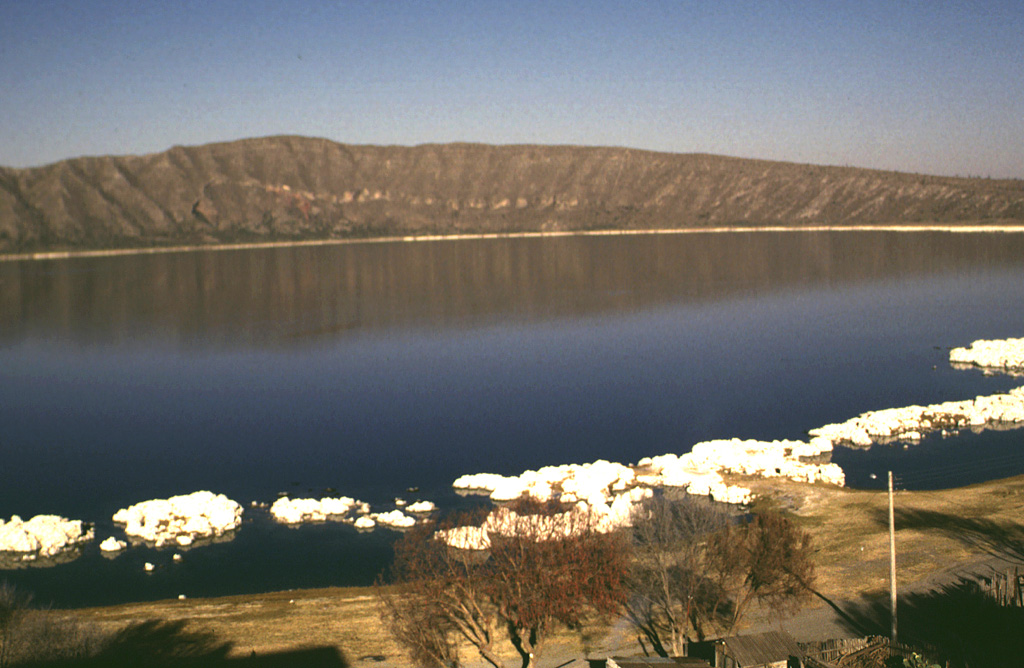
left=835, top=583, right=1024, bottom=668
left=871, top=507, right=1024, bottom=563
left=829, top=507, right=1024, bottom=667
left=15, top=618, right=348, bottom=668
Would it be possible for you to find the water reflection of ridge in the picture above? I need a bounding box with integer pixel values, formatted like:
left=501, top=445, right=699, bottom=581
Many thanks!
left=3, top=231, right=1024, bottom=346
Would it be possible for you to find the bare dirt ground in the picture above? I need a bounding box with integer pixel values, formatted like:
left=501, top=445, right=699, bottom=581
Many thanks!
left=54, top=474, right=1024, bottom=666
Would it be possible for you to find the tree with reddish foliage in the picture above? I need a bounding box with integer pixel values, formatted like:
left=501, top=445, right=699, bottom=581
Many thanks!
left=378, top=500, right=630, bottom=668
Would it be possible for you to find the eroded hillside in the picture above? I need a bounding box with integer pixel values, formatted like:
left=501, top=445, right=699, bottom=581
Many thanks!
left=1, top=137, right=1023, bottom=253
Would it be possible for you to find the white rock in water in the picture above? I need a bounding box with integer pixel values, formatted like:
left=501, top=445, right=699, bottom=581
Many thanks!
left=0, top=514, right=94, bottom=557
left=636, top=453, right=757, bottom=503
left=268, top=496, right=366, bottom=524
left=950, top=338, right=1024, bottom=372
left=453, top=429, right=852, bottom=514
left=684, top=439, right=845, bottom=488
left=555, top=460, right=636, bottom=506
left=372, top=510, right=416, bottom=529
left=589, top=487, right=654, bottom=533
left=451, top=473, right=513, bottom=492
left=144, top=562, right=155, bottom=572
left=405, top=500, right=436, bottom=514
left=113, top=491, right=242, bottom=546
left=353, top=516, right=376, bottom=530
left=810, top=386, right=1024, bottom=450
left=99, top=536, right=127, bottom=552
left=456, top=460, right=638, bottom=505
left=449, top=338, right=1024, bottom=511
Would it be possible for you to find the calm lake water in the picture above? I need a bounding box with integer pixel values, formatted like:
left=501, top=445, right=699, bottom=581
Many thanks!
left=2, top=231, right=1024, bottom=607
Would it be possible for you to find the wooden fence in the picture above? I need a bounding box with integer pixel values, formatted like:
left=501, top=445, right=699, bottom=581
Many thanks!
left=800, top=636, right=921, bottom=668
left=978, top=566, right=1024, bottom=607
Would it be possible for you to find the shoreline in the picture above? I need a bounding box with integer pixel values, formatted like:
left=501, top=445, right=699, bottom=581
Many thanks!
left=43, top=468, right=1024, bottom=612
left=3, top=223, right=1024, bottom=263
left=53, top=472, right=1024, bottom=664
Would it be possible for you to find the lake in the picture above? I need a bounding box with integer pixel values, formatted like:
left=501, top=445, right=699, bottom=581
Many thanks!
left=2, top=230, right=1024, bottom=607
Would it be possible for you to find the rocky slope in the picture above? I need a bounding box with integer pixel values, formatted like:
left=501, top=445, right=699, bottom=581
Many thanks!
left=1, top=136, right=1023, bottom=253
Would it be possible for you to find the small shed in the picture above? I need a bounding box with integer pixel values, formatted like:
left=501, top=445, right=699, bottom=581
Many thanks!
left=714, top=631, right=804, bottom=668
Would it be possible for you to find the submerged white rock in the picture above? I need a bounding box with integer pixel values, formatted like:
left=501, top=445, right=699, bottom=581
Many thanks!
left=0, top=515, right=94, bottom=558
left=113, top=491, right=242, bottom=547
left=950, top=338, right=1024, bottom=373
left=269, top=496, right=369, bottom=524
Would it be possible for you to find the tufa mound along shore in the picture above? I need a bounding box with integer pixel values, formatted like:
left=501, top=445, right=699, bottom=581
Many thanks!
left=450, top=337, right=1024, bottom=547
left=4, top=338, right=1023, bottom=562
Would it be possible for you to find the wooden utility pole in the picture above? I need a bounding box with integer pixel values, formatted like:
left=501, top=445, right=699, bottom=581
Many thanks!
left=889, top=470, right=897, bottom=643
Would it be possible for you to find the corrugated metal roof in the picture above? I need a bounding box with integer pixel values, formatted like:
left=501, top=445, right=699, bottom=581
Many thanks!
left=721, top=631, right=803, bottom=666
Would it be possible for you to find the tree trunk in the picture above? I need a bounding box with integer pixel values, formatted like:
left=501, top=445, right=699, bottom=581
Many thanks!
left=508, top=623, right=538, bottom=668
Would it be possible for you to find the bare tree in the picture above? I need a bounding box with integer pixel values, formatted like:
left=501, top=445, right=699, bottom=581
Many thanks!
left=378, top=500, right=630, bottom=668
left=701, top=507, right=815, bottom=636
left=624, top=493, right=733, bottom=656
left=625, top=495, right=815, bottom=655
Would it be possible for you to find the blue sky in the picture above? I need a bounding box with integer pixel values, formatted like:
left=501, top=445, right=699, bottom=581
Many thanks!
left=1, top=0, right=1022, bottom=178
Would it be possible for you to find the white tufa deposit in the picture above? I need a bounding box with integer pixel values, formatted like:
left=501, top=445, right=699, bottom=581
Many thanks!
left=809, top=386, right=1024, bottom=449
left=371, top=510, right=416, bottom=529
left=950, top=338, right=1024, bottom=374
left=354, top=516, right=376, bottom=530
left=405, top=500, right=437, bottom=514
left=452, top=337, right=1024, bottom=516
left=269, top=496, right=371, bottom=524
left=113, top=491, right=243, bottom=547
left=0, top=515, right=94, bottom=559
left=437, top=489, right=653, bottom=550
left=99, top=536, right=127, bottom=552
left=452, top=441, right=843, bottom=511
left=453, top=460, right=638, bottom=505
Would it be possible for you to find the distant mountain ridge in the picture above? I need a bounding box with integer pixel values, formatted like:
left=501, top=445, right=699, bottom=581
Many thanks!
left=1, top=136, right=1023, bottom=254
